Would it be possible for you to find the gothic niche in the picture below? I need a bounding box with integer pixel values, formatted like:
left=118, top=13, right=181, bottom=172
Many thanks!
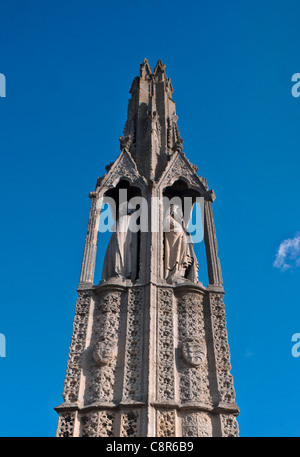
left=101, top=180, right=141, bottom=282
left=163, top=180, right=200, bottom=283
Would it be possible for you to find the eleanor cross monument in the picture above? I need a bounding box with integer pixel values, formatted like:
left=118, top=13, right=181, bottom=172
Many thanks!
left=55, top=59, right=239, bottom=437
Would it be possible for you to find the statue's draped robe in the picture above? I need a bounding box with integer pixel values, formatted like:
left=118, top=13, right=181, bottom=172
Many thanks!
left=102, top=211, right=138, bottom=281
left=164, top=214, right=198, bottom=282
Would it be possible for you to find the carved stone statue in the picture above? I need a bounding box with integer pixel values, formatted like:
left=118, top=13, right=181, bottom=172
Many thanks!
left=101, top=201, right=139, bottom=281
left=164, top=203, right=198, bottom=283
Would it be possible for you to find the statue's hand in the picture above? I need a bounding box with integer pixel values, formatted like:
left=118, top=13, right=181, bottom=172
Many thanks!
left=183, top=255, right=193, bottom=268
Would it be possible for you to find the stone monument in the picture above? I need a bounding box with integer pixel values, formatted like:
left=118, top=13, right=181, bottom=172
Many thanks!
left=55, top=59, right=239, bottom=437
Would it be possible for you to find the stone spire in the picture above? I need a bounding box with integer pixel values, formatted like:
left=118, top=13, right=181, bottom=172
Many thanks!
left=123, top=59, right=183, bottom=182
left=55, top=59, right=239, bottom=438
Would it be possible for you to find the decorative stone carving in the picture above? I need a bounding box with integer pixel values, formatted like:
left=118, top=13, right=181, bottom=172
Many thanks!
left=119, top=135, right=132, bottom=153
left=160, top=151, right=204, bottom=190
left=177, top=292, right=210, bottom=405
left=80, top=411, right=115, bottom=437
left=102, top=150, right=142, bottom=188
left=121, top=410, right=140, bottom=437
left=62, top=291, right=91, bottom=404
left=157, top=410, right=176, bottom=437
left=84, top=292, right=121, bottom=405
left=92, top=339, right=118, bottom=366
left=221, top=414, right=239, bottom=437
left=122, top=288, right=143, bottom=402
left=172, top=138, right=184, bottom=153
left=197, top=412, right=213, bottom=437
left=209, top=293, right=236, bottom=406
left=81, top=412, right=98, bottom=437
left=181, top=414, right=198, bottom=437
left=181, top=412, right=212, bottom=437
left=181, top=337, right=207, bottom=367
left=57, top=412, right=76, bottom=437
left=156, top=288, right=175, bottom=402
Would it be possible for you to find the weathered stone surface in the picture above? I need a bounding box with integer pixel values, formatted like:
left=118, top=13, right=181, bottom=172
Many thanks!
left=55, top=60, right=239, bottom=437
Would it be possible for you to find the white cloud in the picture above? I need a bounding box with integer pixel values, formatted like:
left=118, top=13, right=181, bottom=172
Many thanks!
left=273, top=233, right=300, bottom=271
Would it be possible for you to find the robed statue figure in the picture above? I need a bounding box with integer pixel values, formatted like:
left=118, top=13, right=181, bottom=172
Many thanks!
left=164, top=203, right=198, bottom=283
left=101, top=201, right=139, bottom=281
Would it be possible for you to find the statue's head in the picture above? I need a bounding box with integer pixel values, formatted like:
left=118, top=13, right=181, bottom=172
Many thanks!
left=170, top=203, right=183, bottom=222
left=118, top=201, right=128, bottom=216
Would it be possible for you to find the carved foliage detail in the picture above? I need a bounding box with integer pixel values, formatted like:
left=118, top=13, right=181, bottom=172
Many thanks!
left=123, top=289, right=143, bottom=401
left=210, top=293, right=236, bottom=405
left=157, top=410, right=176, bottom=437
left=177, top=293, right=210, bottom=404
left=80, top=411, right=115, bottom=437
left=156, top=288, right=175, bottom=402
left=57, top=412, right=76, bottom=437
left=121, top=410, right=140, bottom=437
left=104, top=151, right=141, bottom=188
left=84, top=293, right=121, bottom=405
left=182, top=412, right=212, bottom=437
left=221, top=414, right=239, bottom=437
left=62, top=291, right=91, bottom=403
left=161, top=152, right=203, bottom=189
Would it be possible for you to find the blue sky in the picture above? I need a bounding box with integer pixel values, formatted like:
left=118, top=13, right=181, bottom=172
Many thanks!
left=1, top=0, right=300, bottom=437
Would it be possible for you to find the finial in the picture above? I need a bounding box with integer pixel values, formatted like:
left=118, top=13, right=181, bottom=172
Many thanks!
left=153, top=60, right=166, bottom=80
left=140, top=58, right=152, bottom=79
left=154, top=60, right=165, bottom=72
left=172, top=138, right=184, bottom=153
left=119, top=135, right=131, bottom=153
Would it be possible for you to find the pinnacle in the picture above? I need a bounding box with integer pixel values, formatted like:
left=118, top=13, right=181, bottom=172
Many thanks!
left=140, top=58, right=152, bottom=77
left=153, top=59, right=165, bottom=74
left=125, top=59, right=181, bottom=181
left=140, top=59, right=166, bottom=77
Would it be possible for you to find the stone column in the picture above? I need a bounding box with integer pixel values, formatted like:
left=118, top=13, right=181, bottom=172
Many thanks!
left=208, top=292, right=239, bottom=436
left=203, top=191, right=223, bottom=288
left=55, top=289, right=94, bottom=436
left=79, top=192, right=100, bottom=287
